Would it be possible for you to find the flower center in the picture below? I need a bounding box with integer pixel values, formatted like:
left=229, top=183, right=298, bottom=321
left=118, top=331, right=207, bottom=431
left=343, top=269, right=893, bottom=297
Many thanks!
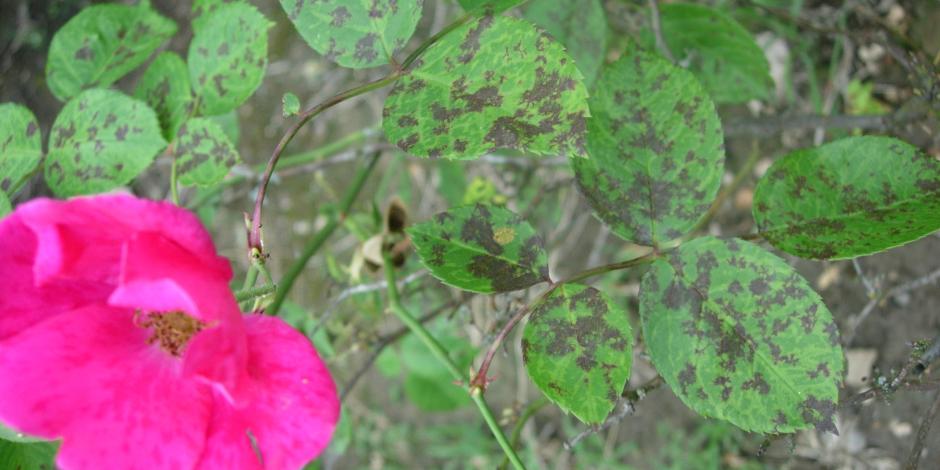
left=136, top=311, right=206, bottom=357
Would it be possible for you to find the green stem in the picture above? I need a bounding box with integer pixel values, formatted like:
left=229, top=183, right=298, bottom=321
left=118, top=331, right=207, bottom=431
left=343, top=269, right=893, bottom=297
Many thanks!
left=501, top=398, right=549, bottom=470
left=187, top=129, right=373, bottom=210
left=267, top=152, right=381, bottom=316
left=239, top=264, right=259, bottom=310
left=383, top=253, right=525, bottom=470
left=235, top=284, right=277, bottom=303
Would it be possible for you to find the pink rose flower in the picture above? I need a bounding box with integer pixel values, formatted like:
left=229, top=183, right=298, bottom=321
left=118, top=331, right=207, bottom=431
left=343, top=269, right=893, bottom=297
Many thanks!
left=0, top=195, right=340, bottom=469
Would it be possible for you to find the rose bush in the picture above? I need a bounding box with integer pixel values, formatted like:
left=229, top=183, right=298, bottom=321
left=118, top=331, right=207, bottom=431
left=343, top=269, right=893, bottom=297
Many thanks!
left=0, top=194, right=339, bottom=469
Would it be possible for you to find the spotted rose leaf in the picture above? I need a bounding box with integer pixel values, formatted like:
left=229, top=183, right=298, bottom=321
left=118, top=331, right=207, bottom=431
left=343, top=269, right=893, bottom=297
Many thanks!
left=522, top=284, right=633, bottom=424
left=134, top=52, right=193, bottom=141
left=753, top=136, right=940, bottom=260
left=172, top=118, right=240, bottom=188
left=648, top=3, right=773, bottom=104
left=45, top=89, right=166, bottom=197
left=522, top=0, right=608, bottom=84
left=45, top=4, right=177, bottom=102
left=640, top=236, right=844, bottom=434
left=189, top=3, right=272, bottom=116
left=0, top=104, right=42, bottom=199
left=383, top=15, right=589, bottom=160
left=573, top=46, right=724, bottom=247
left=280, top=0, right=423, bottom=69
left=458, top=0, right=527, bottom=15
left=407, top=204, right=550, bottom=293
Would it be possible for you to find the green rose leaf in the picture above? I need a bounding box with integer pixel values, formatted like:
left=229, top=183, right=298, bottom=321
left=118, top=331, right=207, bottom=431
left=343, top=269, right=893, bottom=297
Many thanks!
left=282, top=92, right=301, bottom=117
left=640, top=236, right=844, bottom=434
left=189, top=3, right=271, bottom=116
left=408, top=204, right=550, bottom=293
left=0, top=439, right=58, bottom=470
left=573, top=47, right=724, bottom=247
left=0, top=103, right=42, bottom=197
left=753, top=136, right=940, bottom=260
left=134, top=52, right=193, bottom=141
left=45, top=4, right=177, bottom=101
left=172, top=118, right=240, bottom=187
left=280, top=0, right=423, bottom=69
left=522, top=0, right=608, bottom=84
left=653, top=3, right=772, bottom=103
left=522, top=284, right=633, bottom=424
left=45, top=89, right=166, bottom=197
left=458, top=0, right=527, bottom=15
left=383, top=15, right=589, bottom=160
left=0, top=192, right=10, bottom=217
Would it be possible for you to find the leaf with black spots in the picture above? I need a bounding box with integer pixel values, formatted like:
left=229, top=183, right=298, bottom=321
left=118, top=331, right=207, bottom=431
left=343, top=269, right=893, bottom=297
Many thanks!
left=522, top=0, right=608, bottom=85
left=0, top=103, right=42, bottom=198
left=649, top=3, right=773, bottom=103
left=172, top=118, right=240, bottom=187
left=45, top=4, right=176, bottom=101
left=383, top=15, right=589, bottom=160
left=573, top=46, right=724, bottom=247
left=458, top=0, right=527, bottom=14
left=280, top=0, right=423, bottom=69
left=44, top=89, right=166, bottom=197
left=640, top=236, right=844, bottom=434
left=189, top=3, right=271, bottom=116
left=523, top=284, right=633, bottom=424
left=754, top=136, right=940, bottom=260
left=192, top=0, right=245, bottom=33
left=134, top=52, right=193, bottom=141
left=408, top=204, right=550, bottom=293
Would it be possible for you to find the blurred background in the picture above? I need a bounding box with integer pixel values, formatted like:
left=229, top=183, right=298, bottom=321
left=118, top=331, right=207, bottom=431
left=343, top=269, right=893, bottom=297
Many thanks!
left=2, top=0, right=940, bottom=468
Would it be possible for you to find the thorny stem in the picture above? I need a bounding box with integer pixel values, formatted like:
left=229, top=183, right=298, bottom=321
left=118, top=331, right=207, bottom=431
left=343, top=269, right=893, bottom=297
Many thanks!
left=234, top=284, right=277, bottom=303
left=470, top=251, right=660, bottom=391
left=383, top=253, right=525, bottom=470
left=906, top=389, right=940, bottom=470
left=267, top=152, right=381, bottom=316
left=499, top=398, right=549, bottom=470
left=248, top=74, right=400, bottom=253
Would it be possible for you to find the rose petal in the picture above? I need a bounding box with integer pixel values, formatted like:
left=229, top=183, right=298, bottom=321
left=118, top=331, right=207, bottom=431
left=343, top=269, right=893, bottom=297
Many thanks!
left=16, top=195, right=230, bottom=286
left=0, top=214, right=110, bottom=340
left=0, top=304, right=213, bottom=470
left=196, top=315, right=340, bottom=469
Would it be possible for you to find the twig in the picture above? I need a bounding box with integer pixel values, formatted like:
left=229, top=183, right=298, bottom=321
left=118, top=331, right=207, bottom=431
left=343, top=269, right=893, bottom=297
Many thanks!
left=844, top=265, right=940, bottom=346
left=852, top=258, right=877, bottom=297
left=647, top=0, right=675, bottom=62
left=905, top=390, right=940, bottom=470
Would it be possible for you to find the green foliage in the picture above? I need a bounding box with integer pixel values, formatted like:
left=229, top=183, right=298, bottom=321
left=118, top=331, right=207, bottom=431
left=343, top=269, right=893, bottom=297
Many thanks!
left=0, top=438, right=58, bottom=470
left=652, top=3, right=773, bottom=103
left=408, top=204, right=549, bottom=293
left=188, top=3, right=271, bottom=115
left=521, top=0, right=608, bottom=84
left=280, top=0, right=423, bottom=69
left=383, top=15, right=589, bottom=160
left=522, top=284, right=633, bottom=424
left=192, top=0, right=243, bottom=33
left=0, top=103, right=42, bottom=198
left=573, top=47, right=724, bottom=246
left=400, top=319, right=476, bottom=412
left=282, top=92, right=301, bottom=117
left=0, top=192, right=9, bottom=217
left=640, top=236, right=844, bottom=434
left=457, top=0, right=527, bottom=14
left=172, top=118, right=240, bottom=187
left=45, top=4, right=176, bottom=101
left=753, top=136, right=940, bottom=260
left=45, top=89, right=166, bottom=197
left=134, top=52, right=193, bottom=141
